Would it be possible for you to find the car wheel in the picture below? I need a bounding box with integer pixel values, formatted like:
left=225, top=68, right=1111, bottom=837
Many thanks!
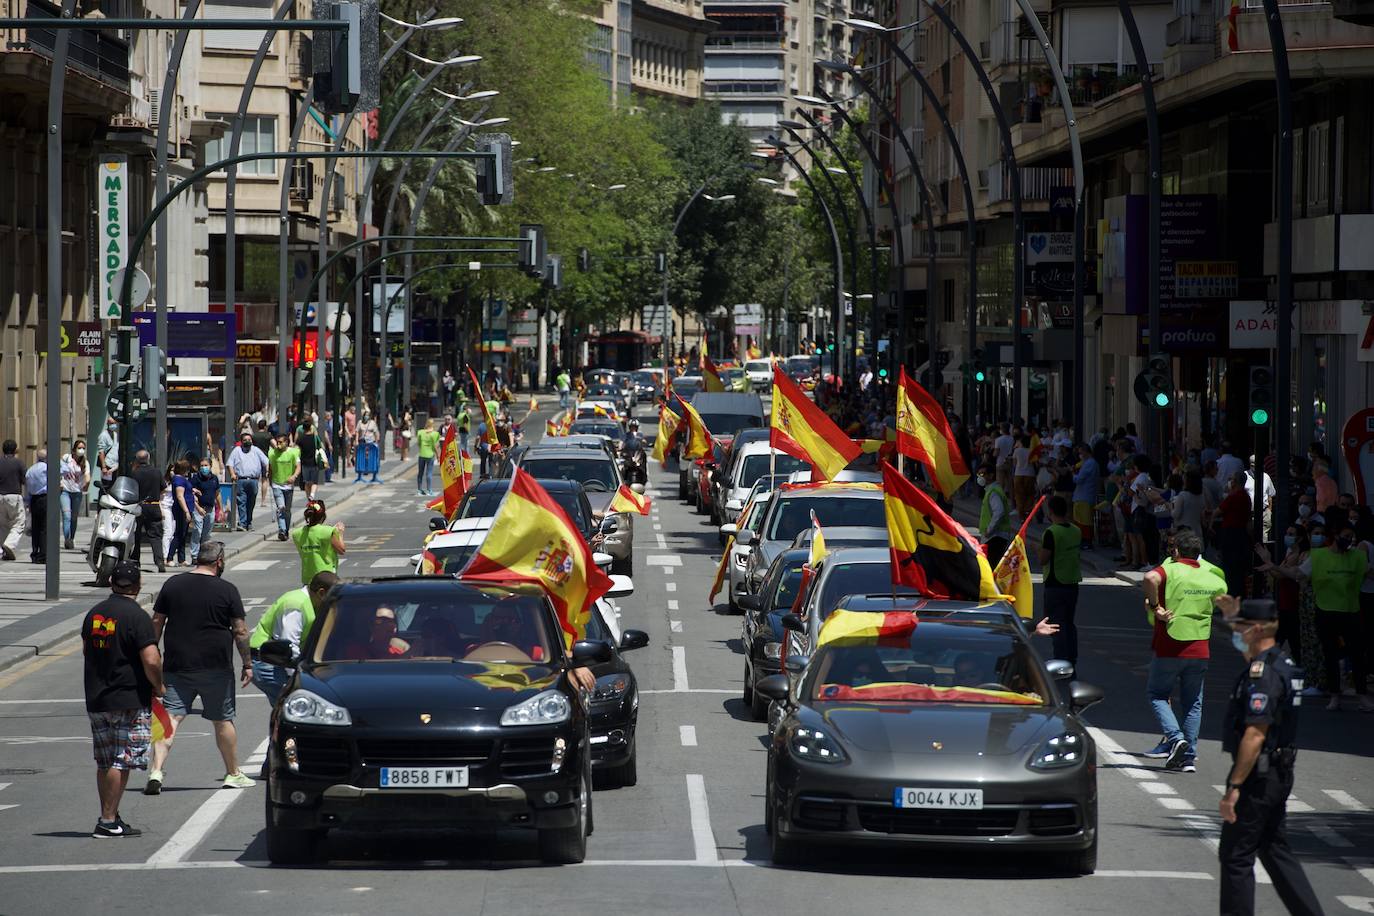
left=742, top=661, right=754, bottom=707
left=538, top=767, right=590, bottom=864
left=768, top=796, right=804, bottom=866
left=611, top=553, right=632, bottom=576
left=1068, top=834, right=1098, bottom=875
left=264, top=789, right=324, bottom=865
left=678, top=473, right=688, bottom=501
left=750, top=683, right=769, bottom=721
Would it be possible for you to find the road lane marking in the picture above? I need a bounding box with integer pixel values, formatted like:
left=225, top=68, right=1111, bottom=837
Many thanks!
left=672, top=646, right=689, bottom=692
left=1325, top=790, right=1371, bottom=813
left=1157, top=797, right=1195, bottom=810
left=667, top=599, right=679, bottom=611
left=145, top=738, right=269, bottom=865
left=641, top=688, right=735, bottom=694
left=1140, top=782, right=1177, bottom=795
left=679, top=725, right=697, bottom=747
left=233, top=560, right=277, bottom=571
left=646, top=555, right=682, bottom=567
left=1211, top=786, right=1352, bottom=848
left=1346, top=860, right=1374, bottom=890
left=1086, top=726, right=1157, bottom=781
left=368, top=556, right=413, bottom=568
left=1284, top=794, right=1315, bottom=813
left=656, top=534, right=668, bottom=549
left=670, top=620, right=682, bottom=632
left=664, top=582, right=676, bottom=592
left=653, top=524, right=663, bottom=532
left=685, top=774, right=717, bottom=864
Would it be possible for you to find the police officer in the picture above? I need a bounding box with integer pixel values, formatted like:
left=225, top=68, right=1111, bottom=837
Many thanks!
left=1215, top=596, right=1324, bottom=916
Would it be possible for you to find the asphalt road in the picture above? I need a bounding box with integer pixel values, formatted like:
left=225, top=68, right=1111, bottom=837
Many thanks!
left=0, top=409, right=1370, bottom=915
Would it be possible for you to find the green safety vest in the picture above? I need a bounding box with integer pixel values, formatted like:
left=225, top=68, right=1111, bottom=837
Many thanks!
left=292, top=524, right=339, bottom=587
left=1308, top=546, right=1365, bottom=612
left=980, top=483, right=1013, bottom=537
left=1153, top=557, right=1227, bottom=642
left=1043, top=523, right=1082, bottom=585
left=249, top=587, right=316, bottom=650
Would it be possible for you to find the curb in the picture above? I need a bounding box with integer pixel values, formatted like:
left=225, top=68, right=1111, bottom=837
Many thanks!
left=0, top=459, right=418, bottom=678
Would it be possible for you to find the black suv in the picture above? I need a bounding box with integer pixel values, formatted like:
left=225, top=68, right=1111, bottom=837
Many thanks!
left=260, top=578, right=611, bottom=865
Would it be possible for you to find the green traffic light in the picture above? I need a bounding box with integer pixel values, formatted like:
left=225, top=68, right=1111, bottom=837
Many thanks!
left=1250, top=407, right=1270, bottom=425
left=974, top=370, right=986, bottom=383
left=827, top=344, right=835, bottom=351
left=1154, top=391, right=1171, bottom=408
left=877, top=368, right=888, bottom=378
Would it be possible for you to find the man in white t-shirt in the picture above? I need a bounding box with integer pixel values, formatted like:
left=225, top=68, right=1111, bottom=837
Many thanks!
left=993, top=424, right=1016, bottom=492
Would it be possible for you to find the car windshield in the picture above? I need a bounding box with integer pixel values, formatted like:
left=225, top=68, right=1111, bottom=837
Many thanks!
left=671, top=379, right=701, bottom=399
left=521, top=458, right=617, bottom=493
left=570, top=421, right=623, bottom=441
left=746, top=360, right=771, bottom=374
left=766, top=563, right=807, bottom=610
left=420, top=543, right=479, bottom=575
left=738, top=453, right=808, bottom=489
left=807, top=626, right=1049, bottom=706
left=816, top=562, right=918, bottom=619
left=765, top=495, right=885, bottom=542
left=697, top=412, right=762, bottom=437
left=785, top=356, right=817, bottom=372
left=586, top=386, right=620, bottom=399
left=316, top=591, right=559, bottom=665
left=632, top=371, right=658, bottom=386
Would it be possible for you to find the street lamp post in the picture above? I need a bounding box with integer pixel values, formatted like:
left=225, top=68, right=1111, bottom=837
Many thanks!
left=661, top=184, right=733, bottom=385
left=771, top=143, right=844, bottom=367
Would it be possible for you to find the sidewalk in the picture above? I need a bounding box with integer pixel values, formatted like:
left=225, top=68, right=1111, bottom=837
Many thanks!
left=950, top=492, right=1135, bottom=583
left=0, top=457, right=417, bottom=675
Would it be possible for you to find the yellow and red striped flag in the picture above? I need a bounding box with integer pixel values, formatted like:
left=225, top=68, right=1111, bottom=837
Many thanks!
left=609, top=484, right=651, bottom=516
left=708, top=536, right=735, bottom=604
left=992, top=494, right=1044, bottom=619
left=701, top=354, right=727, bottom=393
left=423, top=426, right=468, bottom=518
left=460, top=468, right=613, bottom=648
left=746, top=344, right=762, bottom=360
left=770, top=364, right=860, bottom=481
left=151, top=697, right=175, bottom=744
left=467, top=366, right=502, bottom=450
left=817, top=609, right=919, bottom=648
left=895, top=367, right=970, bottom=499
left=882, top=461, right=1000, bottom=601
left=678, top=398, right=711, bottom=460
left=652, top=404, right=682, bottom=467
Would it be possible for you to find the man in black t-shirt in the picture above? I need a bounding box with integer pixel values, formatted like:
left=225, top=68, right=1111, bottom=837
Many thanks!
left=295, top=420, right=324, bottom=500
left=82, top=561, right=164, bottom=838
left=129, top=450, right=165, bottom=572
left=147, top=541, right=255, bottom=794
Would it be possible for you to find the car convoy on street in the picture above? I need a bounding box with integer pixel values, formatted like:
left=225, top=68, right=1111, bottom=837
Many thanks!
left=255, top=355, right=1103, bottom=872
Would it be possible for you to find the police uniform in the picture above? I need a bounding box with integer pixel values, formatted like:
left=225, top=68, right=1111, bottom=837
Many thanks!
left=1217, top=600, right=1324, bottom=916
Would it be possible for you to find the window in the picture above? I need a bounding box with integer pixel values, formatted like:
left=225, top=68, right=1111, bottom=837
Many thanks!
left=203, top=114, right=276, bottom=176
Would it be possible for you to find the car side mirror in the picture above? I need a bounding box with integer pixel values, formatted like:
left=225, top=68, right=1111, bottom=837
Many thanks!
left=599, top=516, right=620, bottom=534
left=619, top=629, right=649, bottom=651
left=630, top=483, right=645, bottom=494
left=780, top=613, right=805, bottom=633
left=258, top=639, right=297, bottom=669
left=719, top=522, right=738, bottom=538
left=737, top=594, right=761, bottom=612
left=428, top=516, right=447, bottom=532
left=607, top=574, right=634, bottom=598
left=784, top=654, right=810, bottom=675
left=592, top=551, right=614, bottom=570
left=1046, top=659, right=1075, bottom=681
left=1069, top=681, right=1104, bottom=712
left=755, top=674, right=789, bottom=703
left=734, top=529, right=755, bottom=546
left=571, top=640, right=613, bottom=666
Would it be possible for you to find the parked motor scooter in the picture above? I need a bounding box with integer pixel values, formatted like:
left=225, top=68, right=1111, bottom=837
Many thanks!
left=87, top=476, right=140, bottom=586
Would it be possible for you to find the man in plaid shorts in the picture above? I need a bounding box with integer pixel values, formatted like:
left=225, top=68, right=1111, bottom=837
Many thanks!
left=82, top=560, right=164, bottom=838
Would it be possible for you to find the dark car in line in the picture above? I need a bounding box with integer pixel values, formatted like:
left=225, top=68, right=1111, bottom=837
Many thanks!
left=582, top=600, right=649, bottom=788
left=259, top=578, right=613, bottom=865
left=738, top=547, right=809, bottom=720
left=678, top=391, right=764, bottom=501
left=739, top=483, right=887, bottom=598
left=758, top=615, right=1102, bottom=872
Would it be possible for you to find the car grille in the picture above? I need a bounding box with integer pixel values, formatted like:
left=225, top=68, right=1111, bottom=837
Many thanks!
left=356, top=738, right=493, bottom=767
left=857, top=807, right=1019, bottom=837
left=1028, top=806, right=1081, bottom=836
left=500, top=737, right=558, bottom=778
left=293, top=736, right=351, bottom=778
left=795, top=799, right=847, bottom=831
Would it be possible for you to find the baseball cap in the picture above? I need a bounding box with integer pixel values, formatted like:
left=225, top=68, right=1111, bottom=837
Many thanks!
left=110, top=560, right=141, bottom=588
left=1222, top=598, right=1277, bottom=624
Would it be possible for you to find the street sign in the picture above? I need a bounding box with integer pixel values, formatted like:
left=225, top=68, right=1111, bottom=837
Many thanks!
left=35, top=320, right=103, bottom=357
left=98, top=155, right=129, bottom=318
left=322, top=333, right=352, bottom=359
left=236, top=340, right=279, bottom=364
left=132, top=313, right=235, bottom=358
left=106, top=382, right=151, bottom=422
left=110, top=266, right=150, bottom=311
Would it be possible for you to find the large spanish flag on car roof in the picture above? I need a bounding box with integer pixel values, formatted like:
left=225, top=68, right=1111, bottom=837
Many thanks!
left=881, top=461, right=1000, bottom=602
left=895, top=367, right=970, bottom=499
left=678, top=397, right=712, bottom=460
left=460, top=468, right=613, bottom=648
left=817, top=609, right=919, bottom=648
left=769, top=364, right=860, bottom=481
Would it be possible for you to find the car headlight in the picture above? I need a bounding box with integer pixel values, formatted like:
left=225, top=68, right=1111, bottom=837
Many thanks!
left=592, top=674, right=631, bottom=702
left=281, top=689, right=351, bottom=727
left=501, top=689, right=572, bottom=726
left=762, top=641, right=782, bottom=659
left=1029, top=732, right=1085, bottom=770
left=789, top=726, right=846, bottom=764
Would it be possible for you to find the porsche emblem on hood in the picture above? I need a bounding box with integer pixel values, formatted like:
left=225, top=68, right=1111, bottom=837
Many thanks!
left=931, top=740, right=943, bottom=751
left=419, top=713, right=432, bottom=724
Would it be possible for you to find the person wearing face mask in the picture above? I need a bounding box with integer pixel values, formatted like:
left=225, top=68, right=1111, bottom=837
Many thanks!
left=188, top=456, right=221, bottom=563
left=976, top=463, right=1012, bottom=566
left=1296, top=523, right=1373, bottom=711
left=96, top=417, right=119, bottom=492
left=225, top=433, right=269, bottom=531
left=1211, top=596, right=1322, bottom=916
left=1256, top=527, right=1310, bottom=668
left=1294, top=493, right=1323, bottom=528
left=59, top=439, right=91, bottom=550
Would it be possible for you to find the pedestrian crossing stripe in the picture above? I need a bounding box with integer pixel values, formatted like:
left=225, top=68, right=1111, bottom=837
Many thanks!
left=234, top=560, right=277, bottom=571
left=368, top=556, right=413, bottom=568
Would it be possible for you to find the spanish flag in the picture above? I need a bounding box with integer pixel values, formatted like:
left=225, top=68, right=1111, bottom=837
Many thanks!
left=678, top=398, right=711, bottom=460
left=701, top=354, right=727, bottom=393
left=817, top=609, right=919, bottom=648
left=895, top=368, right=970, bottom=499
left=467, top=366, right=501, bottom=450
left=808, top=509, right=829, bottom=568
left=423, top=426, right=468, bottom=518
left=559, top=410, right=574, bottom=435
left=992, top=495, right=1044, bottom=619
left=881, top=461, right=1000, bottom=601
left=770, top=364, right=860, bottom=481
left=460, top=468, right=613, bottom=648
left=708, top=536, right=734, bottom=604
left=747, top=344, right=762, bottom=360
left=151, top=698, right=175, bottom=744
left=545, top=418, right=560, bottom=438
left=652, top=404, right=682, bottom=467
left=609, top=484, right=651, bottom=516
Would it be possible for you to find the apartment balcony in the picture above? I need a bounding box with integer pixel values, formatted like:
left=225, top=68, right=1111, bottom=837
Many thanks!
left=703, top=78, right=786, bottom=97
left=3, top=0, right=131, bottom=96
left=704, top=32, right=786, bottom=50
left=986, top=164, right=1075, bottom=207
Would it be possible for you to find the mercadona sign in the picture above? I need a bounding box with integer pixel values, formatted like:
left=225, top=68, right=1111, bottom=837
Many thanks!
left=98, top=155, right=128, bottom=319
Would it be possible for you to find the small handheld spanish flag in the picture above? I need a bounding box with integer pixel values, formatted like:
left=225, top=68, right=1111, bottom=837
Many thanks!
left=151, top=697, right=175, bottom=744
left=609, top=484, right=651, bottom=516
left=708, top=536, right=734, bottom=604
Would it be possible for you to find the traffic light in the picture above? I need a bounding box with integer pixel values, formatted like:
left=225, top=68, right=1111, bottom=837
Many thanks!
left=141, top=345, right=165, bottom=401
left=577, top=247, right=590, bottom=273
left=655, top=251, right=667, bottom=274
left=544, top=253, right=563, bottom=290
left=972, top=356, right=986, bottom=384
left=519, top=224, right=545, bottom=277
left=312, top=0, right=379, bottom=115
left=1248, top=364, right=1274, bottom=426
left=1133, top=355, right=1174, bottom=409
left=473, top=133, right=513, bottom=206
